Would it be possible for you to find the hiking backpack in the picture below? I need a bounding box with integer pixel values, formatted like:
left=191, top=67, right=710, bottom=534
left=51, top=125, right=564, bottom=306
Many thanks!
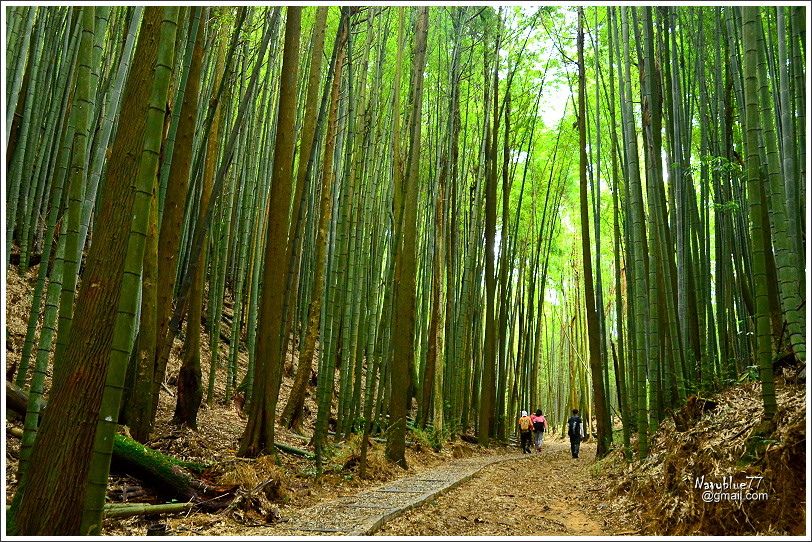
left=519, top=416, right=531, bottom=432
left=568, top=417, right=580, bottom=438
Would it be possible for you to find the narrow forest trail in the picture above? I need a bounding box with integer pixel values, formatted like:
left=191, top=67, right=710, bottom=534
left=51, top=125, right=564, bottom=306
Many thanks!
left=377, top=439, right=637, bottom=536
left=235, top=438, right=640, bottom=537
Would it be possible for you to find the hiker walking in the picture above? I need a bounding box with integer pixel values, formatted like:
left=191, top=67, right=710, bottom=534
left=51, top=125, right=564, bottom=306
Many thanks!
left=530, top=409, right=546, bottom=452
left=518, top=410, right=534, bottom=454
left=567, top=409, right=584, bottom=458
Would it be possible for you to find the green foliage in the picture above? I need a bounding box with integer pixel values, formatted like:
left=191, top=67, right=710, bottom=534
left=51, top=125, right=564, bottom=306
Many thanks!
left=714, top=200, right=741, bottom=214
left=739, top=365, right=761, bottom=383
left=693, top=154, right=743, bottom=179
left=351, top=417, right=367, bottom=434
left=409, top=424, right=450, bottom=452
left=682, top=380, right=700, bottom=397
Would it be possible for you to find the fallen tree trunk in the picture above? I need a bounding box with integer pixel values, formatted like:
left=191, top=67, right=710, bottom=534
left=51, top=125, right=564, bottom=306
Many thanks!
left=5, top=379, right=45, bottom=415
left=110, top=432, right=215, bottom=501
left=6, top=380, right=229, bottom=506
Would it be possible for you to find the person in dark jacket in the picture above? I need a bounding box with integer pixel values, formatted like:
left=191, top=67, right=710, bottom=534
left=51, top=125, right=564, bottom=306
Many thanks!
left=567, top=409, right=584, bottom=458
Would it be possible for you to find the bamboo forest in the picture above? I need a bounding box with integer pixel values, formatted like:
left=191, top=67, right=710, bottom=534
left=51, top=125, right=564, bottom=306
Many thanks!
left=2, top=3, right=808, bottom=538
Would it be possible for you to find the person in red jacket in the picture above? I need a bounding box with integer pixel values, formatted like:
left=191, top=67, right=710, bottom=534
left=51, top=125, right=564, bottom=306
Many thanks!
left=530, top=409, right=547, bottom=452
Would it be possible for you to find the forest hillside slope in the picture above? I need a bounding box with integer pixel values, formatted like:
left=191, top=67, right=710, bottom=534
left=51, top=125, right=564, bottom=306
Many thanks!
left=605, top=378, right=806, bottom=536
left=4, top=264, right=508, bottom=535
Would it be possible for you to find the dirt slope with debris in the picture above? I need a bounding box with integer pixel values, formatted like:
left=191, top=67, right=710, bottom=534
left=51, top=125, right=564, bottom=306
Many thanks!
left=4, top=267, right=507, bottom=536
left=606, top=379, right=806, bottom=536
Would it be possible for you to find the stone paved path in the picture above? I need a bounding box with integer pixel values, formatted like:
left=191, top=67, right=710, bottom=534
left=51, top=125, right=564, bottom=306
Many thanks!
left=273, top=451, right=533, bottom=536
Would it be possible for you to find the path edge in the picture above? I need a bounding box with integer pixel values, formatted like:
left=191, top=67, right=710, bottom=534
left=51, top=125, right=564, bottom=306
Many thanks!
left=350, top=451, right=533, bottom=536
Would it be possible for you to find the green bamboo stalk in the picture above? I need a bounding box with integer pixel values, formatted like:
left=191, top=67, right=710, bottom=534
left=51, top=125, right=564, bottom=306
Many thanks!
left=52, top=6, right=95, bottom=382
left=335, top=22, right=362, bottom=440
left=741, top=6, right=777, bottom=420
left=17, top=236, right=66, bottom=480
left=776, top=8, right=803, bottom=289
left=103, top=502, right=193, bottom=519
left=5, top=7, right=27, bottom=82
left=789, top=7, right=805, bottom=270
left=17, top=12, right=66, bottom=279
left=14, top=10, right=79, bottom=387
left=156, top=7, right=201, bottom=223
left=80, top=7, right=178, bottom=534
left=78, top=7, right=142, bottom=261
left=5, top=6, right=36, bottom=146
left=620, top=6, right=650, bottom=458
left=6, top=10, right=47, bottom=271
left=754, top=9, right=806, bottom=366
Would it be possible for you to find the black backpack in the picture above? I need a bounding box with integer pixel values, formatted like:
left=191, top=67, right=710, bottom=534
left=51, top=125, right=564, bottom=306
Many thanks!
left=533, top=419, right=544, bottom=432
left=568, top=416, right=581, bottom=438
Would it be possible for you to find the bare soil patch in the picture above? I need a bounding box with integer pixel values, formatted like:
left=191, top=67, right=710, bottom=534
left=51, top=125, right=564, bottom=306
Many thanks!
left=378, top=439, right=640, bottom=536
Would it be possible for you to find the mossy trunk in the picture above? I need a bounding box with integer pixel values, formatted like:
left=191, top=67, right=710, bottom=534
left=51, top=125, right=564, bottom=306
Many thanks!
left=6, top=381, right=212, bottom=503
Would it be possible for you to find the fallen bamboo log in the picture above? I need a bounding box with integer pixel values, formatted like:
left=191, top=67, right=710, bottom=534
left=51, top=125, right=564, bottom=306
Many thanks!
left=5, top=502, right=194, bottom=519
left=5, top=380, right=228, bottom=505
left=103, top=502, right=194, bottom=518
left=275, top=441, right=314, bottom=459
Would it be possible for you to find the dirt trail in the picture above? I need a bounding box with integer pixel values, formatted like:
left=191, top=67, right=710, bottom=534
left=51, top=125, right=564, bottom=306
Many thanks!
left=377, top=439, right=637, bottom=536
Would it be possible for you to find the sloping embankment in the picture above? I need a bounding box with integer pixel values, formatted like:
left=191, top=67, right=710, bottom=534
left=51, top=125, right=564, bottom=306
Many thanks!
left=608, top=379, right=805, bottom=536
